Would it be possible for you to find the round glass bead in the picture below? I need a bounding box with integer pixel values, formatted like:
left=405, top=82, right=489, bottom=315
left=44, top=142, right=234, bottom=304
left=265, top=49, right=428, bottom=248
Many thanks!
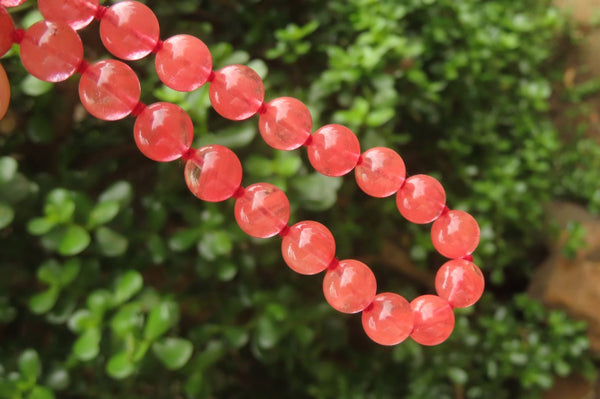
left=184, top=145, right=242, bottom=202
left=431, top=210, right=480, bottom=259
left=258, top=97, right=312, bottom=150
left=99, top=1, right=160, bottom=61
left=234, top=183, right=290, bottom=238
left=323, top=259, right=376, bottom=314
left=155, top=34, right=212, bottom=92
left=396, top=174, right=446, bottom=224
left=209, top=65, right=264, bottom=121
left=281, top=221, right=335, bottom=275
left=39, top=0, right=99, bottom=30
left=79, top=60, right=141, bottom=121
left=0, top=7, right=14, bottom=57
left=0, top=63, right=9, bottom=120
left=410, top=295, right=455, bottom=346
left=134, top=102, right=194, bottom=162
left=0, top=0, right=27, bottom=6
left=361, top=292, right=413, bottom=346
left=307, top=124, right=360, bottom=177
left=20, top=21, right=83, bottom=83
left=355, top=147, right=406, bottom=198
left=435, top=259, right=485, bottom=308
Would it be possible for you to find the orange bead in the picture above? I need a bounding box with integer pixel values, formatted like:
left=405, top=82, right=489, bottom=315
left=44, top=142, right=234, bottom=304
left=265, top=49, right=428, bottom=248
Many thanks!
left=323, top=259, right=376, bottom=314
left=209, top=65, right=264, bottom=120
left=396, top=174, right=446, bottom=224
left=362, top=292, right=413, bottom=345
left=281, top=221, right=335, bottom=275
left=0, top=7, right=14, bottom=57
left=234, top=183, right=290, bottom=238
left=410, top=295, right=455, bottom=346
left=355, top=147, right=406, bottom=198
left=431, top=210, right=480, bottom=259
left=307, top=124, right=360, bottom=177
left=435, top=259, right=484, bottom=308
left=0, top=63, right=9, bottom=121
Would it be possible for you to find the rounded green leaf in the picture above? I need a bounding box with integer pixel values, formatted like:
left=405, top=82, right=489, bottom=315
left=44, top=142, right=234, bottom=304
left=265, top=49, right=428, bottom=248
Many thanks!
left=113, top=271, right=143, bottom=305
left=168, top=228, right=201, bottom=252
left=60, top=259, right=80, bottom=286
left=37, top=260, right=62, bottom=286
left=44, top=189, right=75, bottom=223
left=27, top=218, right=56, bottom=236
left=57, top=225, right=90, bottom=256
left=106, top=351, right=136, bottom=379
left=45, top=368, right=69, bottom=391
left=67, top=309, right=95, bottom=333
left=18, top=349, right=41, bottom=380
left=86, top=289, right=113, bottom=316
left=29, top=287, right=59, bottom=315
left=0, top=157, right=17, bottom=184
left=152, top=337, right=193, bottom=370
left=87, top=200, right=120, bottom=228
left=27, top=386, right=54, bottom=399
left=144, top=301, right=179, bottom=341
left=0, top=203, right=14, bottom=229
left=98, top=181, right=133, bottom=206
left=72, top=328, right=101, bottom=361
left=110, top=303, right=142, bottom=337
left=95, top=226, right=128, bottom=257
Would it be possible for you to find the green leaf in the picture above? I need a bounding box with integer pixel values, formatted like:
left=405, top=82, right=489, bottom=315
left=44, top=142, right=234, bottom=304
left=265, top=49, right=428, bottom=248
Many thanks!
left=37, top=259, right=62, bottom=286
left=255, top=316, right=279, bottom=349
left=98, top=181, right=133, bottom=206
left=87, top=200, right=120, bottom=228
left=292, top=173, right=343, bottom=211
left=106, top=351, right=136, bottom=380
left=72, top=328, right=101, bottom=361
left=60, top=259, right=80, bottom=286
left=196, top=124, right=256, bottom=149
left=29, top=287, right=59, bottom=314
left=224, top=327, right=249, bottom=349
left=110, top=303, right=142, bottom=337
left=168, top=228, right=201, bottom=252
left=45, top=368, right=69, bottom=391
left=18, top=349, right=41, bottom=380
left=58, top=225, right=90, bottom=256
left=44, top=189, right=75, bottom=223
left=67, top=309, right=95, bottom=333
left=21, top=75, right=53, bottom=96
left=27, top=386, right=55, bottom=399
left=0, top=157, right=17, bottom=184
left=27, top=218, right=56, bottom=236
left=95, top=226, right=128, bottom=257
left=27, top=113, right=54, bottom=144
left=144, top=301, right=179, bottom=341
left=216, top=262, right=237, bottom=282
left=113, top=271, right=143, bottom=305
left=0, top=203, right=13, bottom=229
left=197, top=231, right=232, bottom=261
left=86, top=289, right=113, bottom=316
left=152, top=337, right=193, bottom=370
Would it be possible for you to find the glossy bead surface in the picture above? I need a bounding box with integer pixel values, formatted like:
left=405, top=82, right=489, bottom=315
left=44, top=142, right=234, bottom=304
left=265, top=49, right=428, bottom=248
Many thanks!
left=235, top=183, right=290, bottom=238
left=410, top=295, right=455, bottom=346
left=0, top=7, right=14, bottom=57
left=39, top=0, right=99, bottom=30
left=281, top=221, right=335, bottom=275
left=396, top=174, right=446, bottom=224
left=155, top=34, right=212, bottom=92
left=0, top=63, right=9, bottom=120
left=431, top=210, right=480, bottom=259
left=209, top=65, right=264, bottom=120
left=184, top=145, right=242, bottom=202
left=355, top=147, right=406, bottom=198
left=435, top=259, right=484, bottom=308
left=20, top=21, right=83, bottom=82
left=307, top=124, right=360, bottom=177
left=362, top=292, right=413, bottom=346
left=134, top=102, right=194, bottom=162
left=100, top=1, right=160, bottom=60
left=79, top=60, right=141, bottom=121
left=0, top=0, right=28, bottom=6
left=258, top=97, right=312, bottom=150
left=323, top=259, right=376, bottom=314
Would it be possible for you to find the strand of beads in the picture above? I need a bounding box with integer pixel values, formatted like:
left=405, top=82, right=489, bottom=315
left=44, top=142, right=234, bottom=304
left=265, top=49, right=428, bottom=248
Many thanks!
left=0, top=0, right=485, bottom=347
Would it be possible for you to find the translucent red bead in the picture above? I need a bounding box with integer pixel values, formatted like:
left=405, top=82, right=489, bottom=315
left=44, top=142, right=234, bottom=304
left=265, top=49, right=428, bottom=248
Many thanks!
left=431, top=210, right=480, bottom=259
left=79, top=60, right=141, bottom=121
left=396, top=174, right=446, bottom=224
left=307, top=124, right=361, bottom=177
left=234, top=183, right=290, bottom=238
left=355, top=147, right=406, bottom=198
left=134, top=102, right=194, bottom=162
left=155, top=35, right=212, bottom=92
left=209, top=65, right=264, bottom=121
left=435, top=259, right=485, bottom=308
left=0, top=0, right=27, bottom=7
left=0, top=7, right=14, bottom=57
left=410, top=295, right=455, bottom=346
left=281, top=221, right=335, bottom=275
left=361, top=292, right=413, bottom=346
left=258, top=97, right=312, bottom=150
left=323, top=259, right=376, bottom=314
left=20, top=21, right=83, bottom=83
left=0, top=63, right=9, bottom=120
left=39, top=0, right=99, bottom=30
left=184, top=145, right=243, bottom=202
left=100, top=1, right=160, bottom=61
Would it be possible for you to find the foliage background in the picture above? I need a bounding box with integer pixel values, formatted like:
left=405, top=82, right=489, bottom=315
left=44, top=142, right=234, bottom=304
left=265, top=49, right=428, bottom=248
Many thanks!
left=0, top=0, right=599, bottom=398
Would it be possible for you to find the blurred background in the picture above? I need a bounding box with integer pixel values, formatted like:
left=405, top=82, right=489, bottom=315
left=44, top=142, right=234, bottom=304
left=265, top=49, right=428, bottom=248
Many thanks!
left=2, top=0, right=600, bottom=397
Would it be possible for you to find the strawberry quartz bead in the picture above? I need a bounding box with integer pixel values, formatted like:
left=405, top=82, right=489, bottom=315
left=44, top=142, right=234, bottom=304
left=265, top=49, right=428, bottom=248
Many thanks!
left=99, top=1, right=160, bottom=61
left=79, top=60, right=141, bottom=121
left=20, top=21, right=83, bottom=83
left=396, top=174, right=446, bottom=224
left=361, top=292, right=414, bottom=346
left=281, top=221, right=335, bottom=275
left=435, top=259, right=485, bottom=308
left=184, top=145, right=242, bottom=202
left=235, top=183, right=290, bottom=238
left=307, top=124, right=361, bottom=177
left=410, top=295, right=455, bottom=346
left=258, top=97, right=312, bottom=150
left=0, top=63, right=9, bottom=120
left=39, top=0, right=99, bottom=30
left=0, top=0, right=27, bottom=6
left=431, top=210, right=480, bottom=259
left=355, top=147, right=406, bottom=198
left=134, top=102, right=194, bottom=162
left=155, top=35, right=212, bottom=92
left=323, top=259, right=377, bottom=314
left=209, top=65, right=264, bottom=121
left=0, top=7, right=14, bottom=57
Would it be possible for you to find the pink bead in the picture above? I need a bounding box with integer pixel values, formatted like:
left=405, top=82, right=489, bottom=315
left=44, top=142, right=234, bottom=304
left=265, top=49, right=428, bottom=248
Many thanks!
left=155, top=34, right=212, bottom=92
left=0, top=7, right=14, bottom=57
left=39, top=0, right=99, bottom=30
left=435, top=259, right=484, bottom=308
left=355, top=147, right=406, bottom=198
left=209, top=65, right=264, bottom=121
left=307, top=124, right=360, bottom=177
left=234, top=183, right=290, bottom=238
left=258, top=97, right=312, bottom=150
left=431, top=210, right=480, bottom=259
left=134, top=102, right=194, bottom=162
left=0, top=0, right=27, bottom=6
left=281, top=221, right=335, bottom=275
left=323, top=259, right=376, bottom=314
left=410, top=295, right=455, bottom=346
left=362, top=292, right=413, bottom=346
left=0, top=63, right=9, bottom=120
left=20, top=21, right=83, bottom=83
left=396, top=174, right=446, bottom=224
left=184, top=145, right=243, bottom=202
left=100, top=1, right=160, bottom=61
left=79, top=60, right=141, bottom=121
